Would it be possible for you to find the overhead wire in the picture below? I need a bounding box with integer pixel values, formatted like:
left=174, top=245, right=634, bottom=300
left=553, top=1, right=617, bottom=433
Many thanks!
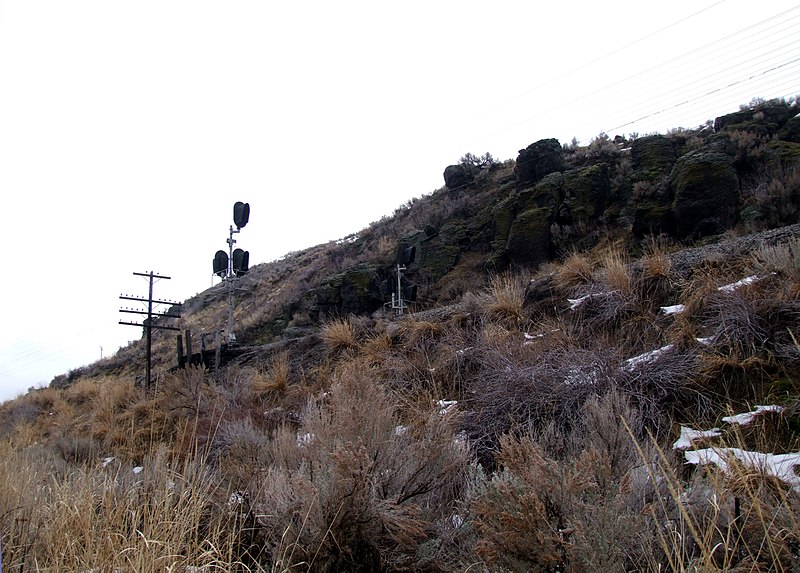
left=463, top=4, right=800, bottom=148
left=477, top=0, right=730, bottom=116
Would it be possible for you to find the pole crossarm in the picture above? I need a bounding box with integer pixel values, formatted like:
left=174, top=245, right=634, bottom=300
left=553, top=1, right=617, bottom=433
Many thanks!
left=119, top=295, right=181, bottom=306
left=119, top=309, right=182, bottom=319
left=133, top=271, right=172, bottom=280
left=118, top=320, right=181, bottom=331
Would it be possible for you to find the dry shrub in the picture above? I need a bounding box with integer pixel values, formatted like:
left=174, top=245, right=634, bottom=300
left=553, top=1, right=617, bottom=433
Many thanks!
left=750, top=236, right=800, bottom=288
left=470, top=417, right=655, bottom=572
left=464, top=344, right=625, bottom=464
left=245, top=371, right=469, bottom=571
left=320, top=316, right=359, bottom=353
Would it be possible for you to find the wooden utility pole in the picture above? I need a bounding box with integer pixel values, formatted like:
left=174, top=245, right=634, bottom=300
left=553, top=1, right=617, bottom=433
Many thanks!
left=119, top=271, right=181, bottom=391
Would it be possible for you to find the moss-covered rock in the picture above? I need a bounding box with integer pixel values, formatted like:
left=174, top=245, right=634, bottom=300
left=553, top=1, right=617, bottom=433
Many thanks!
left=439, top=220, right=472, bottom=245
left=312, top=263, right=386, bottom=318
left=558, top=164, right=610, bottom=223
left=632, top=202, right=675, bottom=237
left=631, top=135, right=677, bottom=179
left=671, top=149, right=739, bottom=238
left=515, top=138, right=565, bottom=187
left=506, top=207, right=552, bottom=268
left=443, top=164, right=477, bottom=190
left=417, top=240, right=460, bottom=280
left=715, top=102, right=797, bottom=137
left=779, top=116, right=800, bottom=144
left=767, top=140, right=800, bottom=163
left=519, top=171, right=564, bottom=212
left=714, top=109, right=754, bottom=132
left=490, top=195, right=518, bottom=248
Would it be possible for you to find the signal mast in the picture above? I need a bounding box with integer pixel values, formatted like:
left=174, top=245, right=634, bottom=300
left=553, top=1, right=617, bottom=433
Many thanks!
left=213, top=201, right=250, bottom=344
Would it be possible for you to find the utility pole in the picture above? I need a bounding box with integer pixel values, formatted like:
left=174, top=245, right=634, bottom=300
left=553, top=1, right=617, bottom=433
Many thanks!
left=119, top=271, right=182, bottom=391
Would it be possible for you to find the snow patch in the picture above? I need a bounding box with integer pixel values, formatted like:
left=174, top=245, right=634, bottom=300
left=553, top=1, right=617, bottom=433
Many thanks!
left=661, top=304, right=685, bottom=315
left=722, top=405, right=784, bottom=426
left=624, top=344, right=674, bottom=371
left=567, top=294, right=591, bottom=310
left=718, top=275, right=761, bottom=292
left=437, top=400, right=458, bottom=415
left=685, top=447, right=800, bottom=491
left=568, top=291, right=616, bottom=310
left=672, top=425, right=722, bottom=450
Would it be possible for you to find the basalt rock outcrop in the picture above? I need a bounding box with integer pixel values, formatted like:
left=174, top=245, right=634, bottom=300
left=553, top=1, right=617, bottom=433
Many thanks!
left=514, top=138, right=565, bottom=187
left=670, top=149, right=739, bottom=238
left=443, top=164, right=477, bottom=190
left=478, top=99, right=800, bottom=269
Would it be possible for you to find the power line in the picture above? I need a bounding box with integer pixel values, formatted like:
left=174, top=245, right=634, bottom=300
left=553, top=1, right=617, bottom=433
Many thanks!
left=462, top=5, right=800, bottom=148
left=478, top=1, right=730, bottom=116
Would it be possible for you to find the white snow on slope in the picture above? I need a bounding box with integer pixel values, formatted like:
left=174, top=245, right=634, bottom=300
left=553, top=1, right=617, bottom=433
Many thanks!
left=661, top=304, right=686, bottom=315
left=685, top=447, right=800, bottom=491
left=624, top=344, right=674, bottom=371
left=722, top=405, right=784, bottom=426
left=718, top=275, right=761, bottom=292
left=672, top=426, right=722, bottom=450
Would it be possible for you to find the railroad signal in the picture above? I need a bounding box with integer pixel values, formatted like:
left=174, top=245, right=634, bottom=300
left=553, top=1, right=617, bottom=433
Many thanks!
left=398, top=245, right=416, bottom=265
left=233, top=201, right=250, bottom=229
left=232, top=248, right=249, bottom=276
left=213, top=250, right=229, bottom=278
left=212, top=201, right=252, bottom=344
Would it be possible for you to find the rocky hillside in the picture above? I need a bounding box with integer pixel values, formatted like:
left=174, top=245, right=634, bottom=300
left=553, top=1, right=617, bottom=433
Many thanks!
left=61, top=97, right=800, bottom=384
left=2, top=97, right=800, bottom=572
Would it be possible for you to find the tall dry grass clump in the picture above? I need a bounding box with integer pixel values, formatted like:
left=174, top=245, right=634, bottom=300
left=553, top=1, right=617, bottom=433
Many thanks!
left=554, top=250, right=594, bottom=290
left=319, top=316, right=359, bottom=353
left=0, top=440, right=247, bottom=572
left=485, top=272, right=526, bottom=326
left=750, top=236, right=800, bottom=295
left=598, top=246, right=632, bottom=294
left=252, top=350, right=291, bottom=395
left=642, top=234, right=673, bottom=279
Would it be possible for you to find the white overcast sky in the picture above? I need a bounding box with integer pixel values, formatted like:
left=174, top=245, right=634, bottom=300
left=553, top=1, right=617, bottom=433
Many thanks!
left=1, top=0, right=798, bottom=401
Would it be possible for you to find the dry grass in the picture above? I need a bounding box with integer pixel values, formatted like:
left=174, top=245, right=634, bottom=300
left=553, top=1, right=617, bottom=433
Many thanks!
left=252, top=350, right=291, bottom=395
left=642, top=234, right=674, bottom=279
left=598, top=245, right=632, bottom=294
left=319, top=315, right=359, bottom=353
left=627, top=416, right=800, bottom=572
left=485, top=272, right=526, bottom=326
left=554, top=250, right=594, bottom=290
left=750, top=236, right=800, bottom=293
left=0, top=439, right=246, bottom=571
